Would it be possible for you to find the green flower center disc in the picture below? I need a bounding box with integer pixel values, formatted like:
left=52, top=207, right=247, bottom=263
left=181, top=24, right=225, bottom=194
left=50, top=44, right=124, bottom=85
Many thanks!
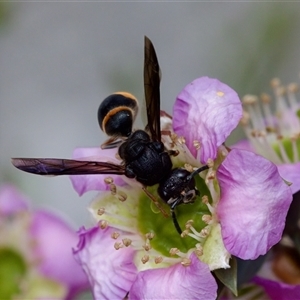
left=137, top=175, right=212, bottom=256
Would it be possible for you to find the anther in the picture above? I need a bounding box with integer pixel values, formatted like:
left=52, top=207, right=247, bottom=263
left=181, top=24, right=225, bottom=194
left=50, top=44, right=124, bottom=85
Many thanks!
left=206, top=158, right=214, bottom=168
left=202, top=214, right=212, bottom=224
left=200, top=227, right=210, bottom=238
left=169, top=248, right=180, bottom=256
left=288, top=83, right=299, bottom=93
left=202, top=195, right=209, bottom=204
left=141, top=255, right=149, bottom=264
left=177, top=136, right=186, bottom=145
left=143, top=242, right=151, bottom=251
left=193, top=140, right=201, bottom=150
left=97, top=208, right=105, bottom=216
left=181, top=230, right=189, bottom=238
left=104, top=177, right=114, bottom=184
left=260, top=93, right=271, bottom=103
left=242, top=94, right=258, bottom=105
left=184, top=163, right=194, bottom=173
left=181, top=257, right=191, bottom=267
left=110, top=183, right=117, bottom=195
left=217, top=91, right=224, bottom=97
left=270, top=78, right=281, bottom=88
left=122, top=238, right=132, bottom=247
left=114, top=242, right=124, bottom=250
left=117, top=191, right=127, bottom=202
left=154, top=256, right=163, bottom=264
left=185, top=220, right=194, bottom=230
left=99, top=220, right=108, bottom=229
left=195, top=244, right=203, bottom=256
left=111, top=232, right=120, bottom=239
left=145, top=232, right=155, bottom=240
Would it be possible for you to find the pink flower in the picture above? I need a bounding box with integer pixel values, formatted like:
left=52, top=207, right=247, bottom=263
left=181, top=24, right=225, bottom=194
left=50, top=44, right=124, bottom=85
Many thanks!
left=233, top=78, right=300, bottom=194
left=0, top=184, right=89, bottom=299
left=71, top=77, right=292, bottom=299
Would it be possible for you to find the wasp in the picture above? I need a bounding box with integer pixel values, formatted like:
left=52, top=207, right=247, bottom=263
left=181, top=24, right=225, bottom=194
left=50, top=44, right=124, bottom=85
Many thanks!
left=12, top=36, right=208, bottom=234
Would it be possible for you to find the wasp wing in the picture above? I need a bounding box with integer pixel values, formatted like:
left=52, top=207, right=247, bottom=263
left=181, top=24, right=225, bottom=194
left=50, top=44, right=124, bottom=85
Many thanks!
left=11, top=158, right=125, bottom=176
left=144, top=36, right=161, bottom=142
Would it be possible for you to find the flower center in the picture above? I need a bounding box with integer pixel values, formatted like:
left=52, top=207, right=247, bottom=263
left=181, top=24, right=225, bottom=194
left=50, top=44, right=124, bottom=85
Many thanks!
left=241, top=78, right=300, bottom=164
left=136, top=174, right=213, bottom=258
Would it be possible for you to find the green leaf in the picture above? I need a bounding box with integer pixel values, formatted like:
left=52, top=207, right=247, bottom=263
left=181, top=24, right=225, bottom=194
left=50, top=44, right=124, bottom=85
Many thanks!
left=214, top=257, right=238, bottom=296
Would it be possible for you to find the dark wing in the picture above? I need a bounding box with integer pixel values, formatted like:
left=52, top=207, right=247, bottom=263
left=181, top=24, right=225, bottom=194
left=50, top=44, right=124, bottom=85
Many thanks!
left=11, top=158, right=125, bottom=176
left=144, top=36, right=161, bottom=142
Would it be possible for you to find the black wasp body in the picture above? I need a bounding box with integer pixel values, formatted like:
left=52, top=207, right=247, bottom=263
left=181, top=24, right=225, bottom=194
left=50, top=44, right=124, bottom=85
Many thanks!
left=11, top=37, right=208, bottom=234
left=118, top=130, right=172, bottom=186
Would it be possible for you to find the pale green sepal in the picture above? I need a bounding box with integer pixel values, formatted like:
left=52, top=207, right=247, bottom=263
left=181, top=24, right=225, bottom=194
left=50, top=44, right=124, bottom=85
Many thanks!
left=201, top=223, right=231, bottom=270
left=214, top=256, right=238, bottom=297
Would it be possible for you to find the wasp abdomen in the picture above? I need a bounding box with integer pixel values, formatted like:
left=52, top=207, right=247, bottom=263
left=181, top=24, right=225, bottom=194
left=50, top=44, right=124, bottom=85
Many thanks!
left=98, top=92, right=138, bottom=137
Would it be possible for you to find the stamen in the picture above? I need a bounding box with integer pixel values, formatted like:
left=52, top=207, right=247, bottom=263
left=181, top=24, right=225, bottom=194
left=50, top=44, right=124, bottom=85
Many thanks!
left=177, top=136, right=186, bottom=145
left=141, top=255, right=149, bottom=264
left=206, top=158, right=214, bottom=168
left=169, top=248, right=180, bottom=256
left=143, top=242, right=151, bottom=251
left=207, top=170, right=215, bottom=180
left=185, top=219, right=194, bottom=230
left=181, top=257, right=191, bottom=267
left=202, top=214, right=212, bottom=224
left=122, top=238, right=132, bottom=247
left=114, top=242, right=123, bottom=250
left=193, top=140, right=201, bottom=150
left=154, top=256, right=163, bottom=264
left=97, top=207, right=105, bottom=216
left=145, top=232, right=155, bottom=240
left=117, top=191, right=127, bottom=202
left=242, top=95, right=265, bottom=130
left=195, top=243, right=203, bottom=256
left=104, top=177, right=114, bottom=184
left=291, top=134, right=300, bottom=162
left=184, top=163, right=193, bottom=173
left=181, top=230, right=190, bottom=238
left=98, top=220, right=108, bottom=229
left=287, top=83, right=299, bottom=111
left=110, top=183, right=117, bottom=195
left=260, top=93, right=275, bottom=129
left=111, top=231, right=120, bottom=239
left=277, top=135, right=291, bottom=164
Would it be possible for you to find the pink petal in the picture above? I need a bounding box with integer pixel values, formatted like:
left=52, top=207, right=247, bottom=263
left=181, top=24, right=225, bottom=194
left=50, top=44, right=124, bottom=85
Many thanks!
left=277, top=162, right=300, bottom=194
left=30, top=210, right=89, bottom=297
left=217, top=149, right=293, bottom=259
left=129, top=253, right=217, bottom=300
left=253, top=276, right=300, bottom=300
left=73, top=226, right=137, bottom=300
left=173, top=77, right=242, bottom=163
left=230, top=139, right=255, bottom=152
left=0, top=184, right=29, bottom=215
left=70, top=147, right=125, bottom=196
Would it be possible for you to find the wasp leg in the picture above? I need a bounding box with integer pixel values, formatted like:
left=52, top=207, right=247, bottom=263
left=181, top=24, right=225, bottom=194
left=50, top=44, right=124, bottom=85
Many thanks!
left=101, top=137, right=124, bottom=149
left=170, top=199, right=183, bottom=235
left=142, top=187, right=169, bottom=218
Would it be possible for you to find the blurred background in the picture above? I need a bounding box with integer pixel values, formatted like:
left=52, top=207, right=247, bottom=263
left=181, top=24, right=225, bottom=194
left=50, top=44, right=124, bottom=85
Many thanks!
left=1, top=2, right=300, bottom=227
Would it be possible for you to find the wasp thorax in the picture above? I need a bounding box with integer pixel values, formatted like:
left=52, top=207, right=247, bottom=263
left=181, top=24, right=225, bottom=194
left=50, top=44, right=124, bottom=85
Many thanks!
left=97, top=92, right=138, bottom=137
